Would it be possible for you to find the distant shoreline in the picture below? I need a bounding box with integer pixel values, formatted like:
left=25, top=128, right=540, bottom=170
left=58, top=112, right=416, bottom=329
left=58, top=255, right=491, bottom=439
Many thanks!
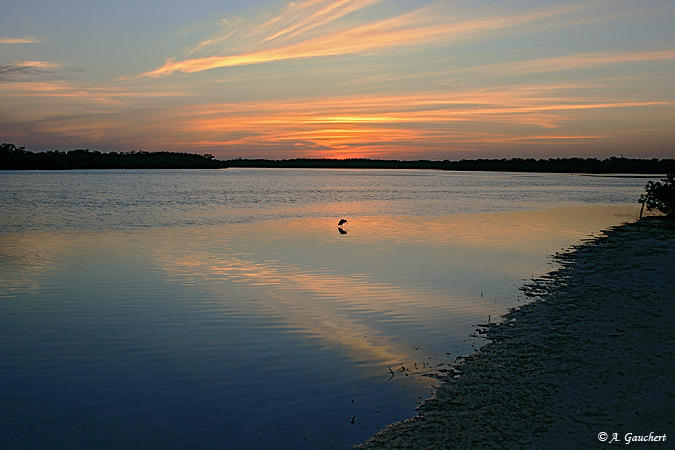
left=2, top=143, right=674, bottom=173
left=0, top=144, right=223, bottom=170
left=224, top=157, right=674, bottom=174
left=357, top=217, right=674, bottom=448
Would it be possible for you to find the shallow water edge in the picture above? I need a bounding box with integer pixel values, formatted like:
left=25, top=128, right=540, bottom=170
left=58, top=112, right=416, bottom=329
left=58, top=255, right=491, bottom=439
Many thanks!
left=357, top=217, right=674, bottom=448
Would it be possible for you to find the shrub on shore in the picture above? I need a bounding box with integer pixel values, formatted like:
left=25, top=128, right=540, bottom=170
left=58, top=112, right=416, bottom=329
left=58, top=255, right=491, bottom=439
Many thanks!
left=640, top=174, right=675, bottom=217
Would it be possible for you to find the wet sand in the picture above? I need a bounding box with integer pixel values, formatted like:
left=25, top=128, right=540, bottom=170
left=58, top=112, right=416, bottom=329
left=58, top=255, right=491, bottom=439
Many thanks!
left=357, top=217, right=674, bottom=448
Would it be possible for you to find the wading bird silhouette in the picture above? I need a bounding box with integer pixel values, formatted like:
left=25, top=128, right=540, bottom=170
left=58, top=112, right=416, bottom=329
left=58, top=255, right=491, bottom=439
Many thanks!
left=337, top=218, right=348, bottom=234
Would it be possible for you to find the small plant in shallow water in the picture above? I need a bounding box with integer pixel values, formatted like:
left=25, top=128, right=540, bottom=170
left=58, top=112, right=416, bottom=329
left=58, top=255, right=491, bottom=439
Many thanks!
left=640, top=174, right=675, bottom=218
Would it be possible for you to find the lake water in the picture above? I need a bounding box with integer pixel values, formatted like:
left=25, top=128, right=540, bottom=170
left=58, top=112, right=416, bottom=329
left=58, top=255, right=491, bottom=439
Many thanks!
left=0, top=169, right=652, bottom=449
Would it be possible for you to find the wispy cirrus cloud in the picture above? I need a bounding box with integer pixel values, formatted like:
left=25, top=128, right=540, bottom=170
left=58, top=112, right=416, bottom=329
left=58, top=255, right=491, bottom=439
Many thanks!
left=156, top=85, right=672, bottom=156
left=139, top=0, right=591, bottom=78
left=5, top=85, right=669, bottom=157
left=0, top=36, right=45, bottom=44
left=0, top=61, right=62, bottom=80
left=446, top=49, right=675, bottom=77
left=0, top=79, right=191, bottom=105
left=187, top=0, right=384, bottom=56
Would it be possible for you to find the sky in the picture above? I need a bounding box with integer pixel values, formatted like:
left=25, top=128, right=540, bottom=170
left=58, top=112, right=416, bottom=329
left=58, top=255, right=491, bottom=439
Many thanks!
left=1, top=0, right=674, bottom=160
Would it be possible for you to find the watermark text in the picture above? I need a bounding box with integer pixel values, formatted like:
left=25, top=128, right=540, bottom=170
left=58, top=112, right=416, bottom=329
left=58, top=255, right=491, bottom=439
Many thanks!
left=598, top=432, right=667, bottom=445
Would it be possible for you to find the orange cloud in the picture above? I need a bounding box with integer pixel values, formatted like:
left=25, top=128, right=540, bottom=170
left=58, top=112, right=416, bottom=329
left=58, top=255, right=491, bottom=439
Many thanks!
left=0, top=80, right=191, bottom=105
left=0, top=36, right=44, bottom=44
left=447, top=49, right=675, bottom=77
left=12, top=61, right=60, bottom=69
left=140, top=1, right=592, bottom=77
left=158, top=85, right=672, bottom=155
left=5, top=70, right=670, bottom=157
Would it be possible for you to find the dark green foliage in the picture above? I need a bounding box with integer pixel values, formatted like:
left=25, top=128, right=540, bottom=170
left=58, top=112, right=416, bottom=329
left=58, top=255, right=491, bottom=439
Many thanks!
left=640, top=174, right=675, bottom=217
left=0, top=143, right=225, bottom=170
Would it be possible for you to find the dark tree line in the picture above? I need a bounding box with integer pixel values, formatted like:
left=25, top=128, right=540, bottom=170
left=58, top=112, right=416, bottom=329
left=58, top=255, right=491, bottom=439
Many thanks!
left=440, top=157, right=675, bottom=173
left=225, top=156, right=675, bottom=174
left=2, top=143, right=673, bottom=173
left=0, top=143, right=225, bottom=170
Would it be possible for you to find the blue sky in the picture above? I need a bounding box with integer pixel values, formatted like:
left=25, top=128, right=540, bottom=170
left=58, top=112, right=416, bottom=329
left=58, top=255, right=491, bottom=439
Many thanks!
left=1, top=0, right=674, bottom=159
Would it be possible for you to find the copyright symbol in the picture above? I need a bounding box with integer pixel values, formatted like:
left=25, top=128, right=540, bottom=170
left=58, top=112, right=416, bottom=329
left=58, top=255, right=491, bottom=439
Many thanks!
left=598, top=432, right=608, bottom=442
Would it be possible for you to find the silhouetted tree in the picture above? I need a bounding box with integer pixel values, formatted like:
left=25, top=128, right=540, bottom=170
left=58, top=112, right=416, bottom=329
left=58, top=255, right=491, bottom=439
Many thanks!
left=640, top=174, right=675, bottom=217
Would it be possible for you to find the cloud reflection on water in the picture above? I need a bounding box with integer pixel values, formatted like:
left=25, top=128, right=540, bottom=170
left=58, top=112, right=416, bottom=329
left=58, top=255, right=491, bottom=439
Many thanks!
left=0, top=204, right=642, bottom=389
left=0, top=171, right=650, bottom=449
left=150, top=204, right=640, bottom=380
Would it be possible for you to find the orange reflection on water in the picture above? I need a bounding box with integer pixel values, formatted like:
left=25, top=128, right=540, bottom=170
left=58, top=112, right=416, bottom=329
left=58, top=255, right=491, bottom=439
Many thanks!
left=152, top=205, right=642, bottom=377
left=2, top=205, right=644, bottom=384
left=353, top=205, right=641, bottom=248
left=156, top=249, right=477, bottom=376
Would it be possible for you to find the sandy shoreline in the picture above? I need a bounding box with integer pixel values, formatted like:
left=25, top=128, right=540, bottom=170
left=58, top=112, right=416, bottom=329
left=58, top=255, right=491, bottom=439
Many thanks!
left=357, top=217, right=674, bottom=448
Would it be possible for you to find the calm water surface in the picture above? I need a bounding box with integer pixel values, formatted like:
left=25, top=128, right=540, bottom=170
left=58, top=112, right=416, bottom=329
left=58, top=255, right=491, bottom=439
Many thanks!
left=0, top=169, right=651, bottom=448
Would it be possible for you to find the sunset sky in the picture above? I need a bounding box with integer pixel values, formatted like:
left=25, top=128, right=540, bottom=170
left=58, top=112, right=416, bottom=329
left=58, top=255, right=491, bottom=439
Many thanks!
left=1, top=0, right=674, bottom=160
